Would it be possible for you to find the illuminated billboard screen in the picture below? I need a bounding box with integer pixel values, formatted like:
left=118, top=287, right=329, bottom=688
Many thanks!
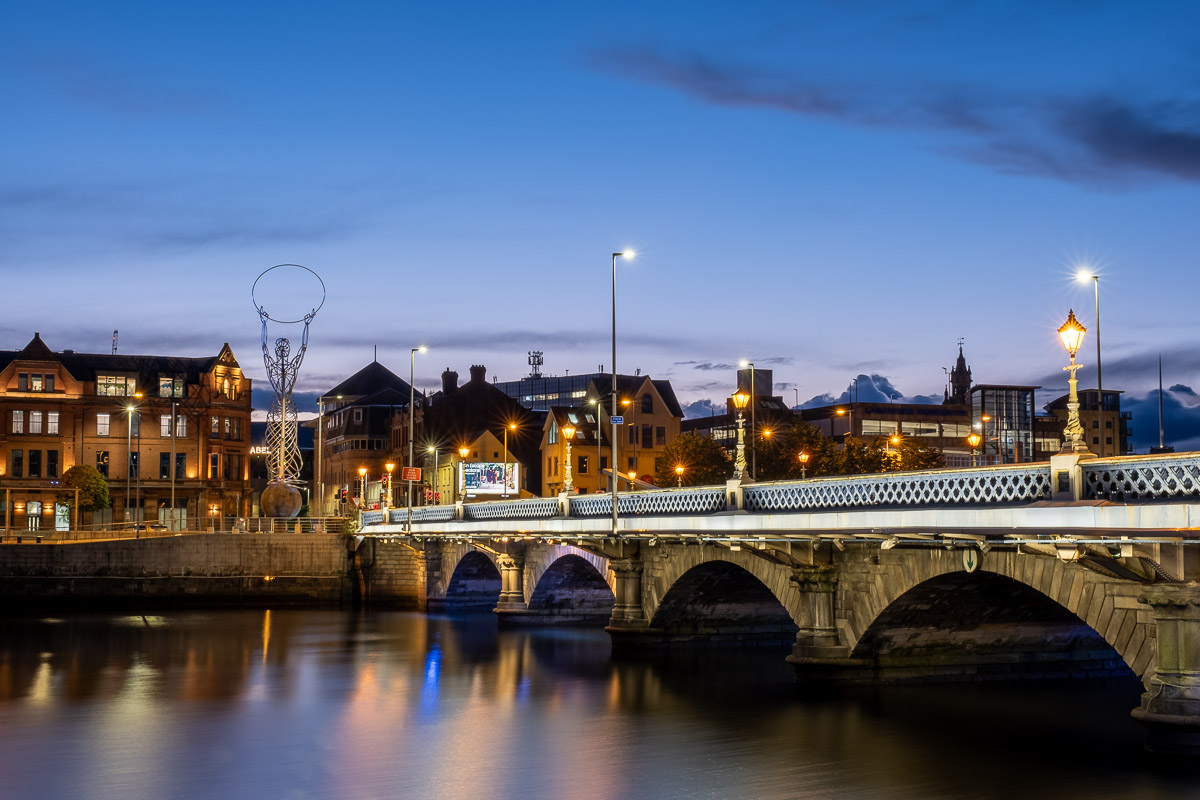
left=459, top=462, right=519, bottom=496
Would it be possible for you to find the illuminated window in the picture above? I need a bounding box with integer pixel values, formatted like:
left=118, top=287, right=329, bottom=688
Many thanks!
left=29, top=411, right=42, bottom=434
left=30, top=374, right=43, bottom=391
left=176, top=416, right=187, bottom=437
left=97, top=375, right=136, bottom=396
left=161, top=415, right=173, bottom=437
left=47, top=412, right=59, bottom=435
left=96, top=450, right=109, bottom=477
left=97, top=413, right=110, bottom=436
left=12, top=410, right=23, bottom=433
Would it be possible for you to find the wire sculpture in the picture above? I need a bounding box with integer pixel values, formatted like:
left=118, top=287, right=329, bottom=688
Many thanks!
left=252, top=264, right=325, bottom=487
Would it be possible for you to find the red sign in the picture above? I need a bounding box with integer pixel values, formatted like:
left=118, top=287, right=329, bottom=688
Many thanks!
left=401, top=467, right=422, bottom=482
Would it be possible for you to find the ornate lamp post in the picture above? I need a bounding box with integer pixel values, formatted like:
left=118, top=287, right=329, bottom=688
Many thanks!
left=561, top=423, right=576, bottom=493
left=732, top=389, right=750, bottom=480
left=675, top=464, right=685, bottom=486
left=383, top=462, right=394, bottom=509
left=357, top=466, right=367, bottom=508
left=798, top=451, right=810, bottom=479
left=427, top=446, right=439, bottom=504
left=1058, top=309, right=1091, bottom=454
left=966, top=432, right=982, bottom=467
left=408, top=346, right=426, bottom=531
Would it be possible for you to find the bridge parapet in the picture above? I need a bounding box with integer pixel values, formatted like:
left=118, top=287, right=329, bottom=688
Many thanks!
left=745, top=463, right=1052, bottom=512
left=569, top=487, right=727, bottom=517
left=1083, top=453, right=1200, bottom=501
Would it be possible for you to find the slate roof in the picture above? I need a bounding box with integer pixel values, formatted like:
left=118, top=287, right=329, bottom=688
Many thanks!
left=0, top=333, right=226, bottom=383
left=320, top=361, right=418, bottom=402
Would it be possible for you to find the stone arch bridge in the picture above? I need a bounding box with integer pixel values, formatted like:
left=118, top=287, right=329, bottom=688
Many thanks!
left=357, top=453, right=1200, bottom=755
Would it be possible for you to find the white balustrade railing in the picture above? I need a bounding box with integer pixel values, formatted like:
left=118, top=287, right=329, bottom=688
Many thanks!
left=355, top=454, right=1200, bottom=529
left=744, top=464, right=1052, bottom=512
left=1083, top=454, right=1200, bottom=500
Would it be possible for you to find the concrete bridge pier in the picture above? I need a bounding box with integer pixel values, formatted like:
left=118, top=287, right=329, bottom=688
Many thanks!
left=787, top=565, right=861, bottom=677
left=1133, top=583, right=1200, bottom=756
left=494, top=552, right=528, bottom=621
left=607, top=558, right=650, bottom=646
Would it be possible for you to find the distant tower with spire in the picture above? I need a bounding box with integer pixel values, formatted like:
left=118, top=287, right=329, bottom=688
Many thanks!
left=946, top=339, right=972, bottom=405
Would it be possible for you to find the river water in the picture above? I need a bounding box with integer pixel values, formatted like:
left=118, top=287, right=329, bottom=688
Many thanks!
left=0, top=609, right=1196, bottom=800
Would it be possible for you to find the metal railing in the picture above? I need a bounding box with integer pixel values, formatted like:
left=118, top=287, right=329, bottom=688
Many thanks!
left=744, top=464, right=1053, bottom=512
left=569, top=487, right=727, bottom=517
left=1083, top=453, right=1200, bottom=501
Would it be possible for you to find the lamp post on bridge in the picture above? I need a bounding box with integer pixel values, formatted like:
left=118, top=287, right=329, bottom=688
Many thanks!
left=732, top=388, right=750, bottom=480
left=562, top=423, right=576, bottom=493
left=1058, top=309, right=1091, bottom=455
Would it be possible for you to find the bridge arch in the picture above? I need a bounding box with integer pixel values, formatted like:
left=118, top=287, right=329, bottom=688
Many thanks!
left=441, top=549, right=502, bottom=611
left=840, top=549, right=1156, bottom=682
left=645, top=550, right=801, bottom=644
left=525, top=553, right=615, bottom=623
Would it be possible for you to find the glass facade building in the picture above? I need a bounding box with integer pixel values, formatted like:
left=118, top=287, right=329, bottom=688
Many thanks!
left=969, top=385, right=1039, bottom=464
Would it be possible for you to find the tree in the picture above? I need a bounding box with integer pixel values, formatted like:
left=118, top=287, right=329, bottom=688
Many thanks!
left=892, top=439, right=945, bottom=471
left=756, top=421, right=839, bottom=481
left=57, top=464, right=110, bottom=513
left=654, top=433, right=733, bottom=487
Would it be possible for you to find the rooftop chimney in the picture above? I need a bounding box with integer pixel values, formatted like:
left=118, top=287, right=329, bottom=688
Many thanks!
left=469, top=364, right=487, bottom=384
left=442, top=368, right=459, bottom=395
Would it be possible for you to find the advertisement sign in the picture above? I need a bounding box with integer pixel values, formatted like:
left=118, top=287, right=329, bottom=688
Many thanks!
left=459, top=462, right=519, bottom=495
left=401, top=467, right=421, bottom=482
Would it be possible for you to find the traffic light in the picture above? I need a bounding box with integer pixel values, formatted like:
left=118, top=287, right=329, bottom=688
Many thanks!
left=424, top=488, right=433, bottom=502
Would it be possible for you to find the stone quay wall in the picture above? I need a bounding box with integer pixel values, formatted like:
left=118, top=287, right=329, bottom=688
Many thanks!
left=0, top=533, right=354, bottom=607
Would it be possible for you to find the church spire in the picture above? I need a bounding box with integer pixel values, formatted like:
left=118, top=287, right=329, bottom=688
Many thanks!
left=947, top=340, right=972, bottom=405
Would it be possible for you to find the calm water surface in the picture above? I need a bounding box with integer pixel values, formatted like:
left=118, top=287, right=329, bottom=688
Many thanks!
left=0, top=609, right=1196, bottom=800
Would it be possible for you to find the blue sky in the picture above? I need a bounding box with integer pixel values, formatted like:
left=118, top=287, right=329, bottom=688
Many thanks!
left=3, top=1, right=1199, bottom=449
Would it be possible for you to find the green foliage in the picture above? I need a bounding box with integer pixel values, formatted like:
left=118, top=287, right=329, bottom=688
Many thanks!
left=754, top=423, right=945, bottom=480
left=654, top=433, right=733, bottom=486
left=57, top=464, right=111, bottom=512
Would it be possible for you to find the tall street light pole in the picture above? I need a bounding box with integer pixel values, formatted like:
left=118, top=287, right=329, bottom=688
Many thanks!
left=126, top=401, right=135, bottom=526
left=170, top=393, right=177, bottom=530
left=1058, top=309, right=1090, bottom=454
left=1078, top=272, right=1102, bottom=456
left=408, top=346, right=426, bottom=531
left=502, top=423, right=516, bottom=498
left=427, top=446, right=438, bottom=503
left=611, top=249, right=634, bottom=539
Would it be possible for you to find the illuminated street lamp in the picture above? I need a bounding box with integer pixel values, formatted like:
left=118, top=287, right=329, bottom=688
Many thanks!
left=561, top=423, right=576, bottom=493
left=675, top=464, right=685, bottom=487
left=1058, top=309, right=1090, bottom=454
left=732, top=389, right=751, bottom=480
left=739, top=359, right=756, bottom=479
left=798, top=451, right=810, bottom=479
left=966, top=432, right=982, bottom=468
left=426, top=446, right=439, bottom=504
left=358, top=466, right=367, bottom=508
left=407, top=345, right=426, bottom=531
left=503, top=422, right=517, bottom=499
left=457, top=446, right=469, bottom=503
left=836, top=407, right=852, bottom=440
left=383, top=462, right=395, bottom=509
left=611, top=248, right=635, bottom=538
left=1077, top=271, right=1103, bottom=456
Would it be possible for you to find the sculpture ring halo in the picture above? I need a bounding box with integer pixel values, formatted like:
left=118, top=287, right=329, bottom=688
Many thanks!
left=252, top=264, right=327, bottom=324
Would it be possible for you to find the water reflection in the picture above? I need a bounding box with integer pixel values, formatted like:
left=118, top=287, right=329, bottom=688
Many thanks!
left=0, top=610, right=1196, bottom=800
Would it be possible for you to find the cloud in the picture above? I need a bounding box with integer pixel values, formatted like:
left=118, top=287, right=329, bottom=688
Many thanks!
left=681, top=399, right=724, bottom=419
left=588, top=46, right=1200, bottom=185
left=1121, top=385, right=1200, bottom=452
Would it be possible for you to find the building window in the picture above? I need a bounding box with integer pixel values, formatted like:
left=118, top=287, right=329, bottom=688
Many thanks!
left=160, top=453, right=171, bottom=479
left=97, top=413, right=110, bottom=436
left=656, top=426, right=666, bottom=445
left=30, top=374, right=43, bottom=391
left=47, top=412, right=59, bottom=435
left=129, top=413, right=140, bottom=437
left=641, top=395, right=653, bottom=414
left=176, top=415, right=187, bottom=437
left=1106, top=420, right=1113, bottom=429
left=233, top=418, right=241, bottom=440
left=1092, top=436, right=1099, bottom=444
left=209, top=453, right=219, bottom=479
left=224, top=454, right=240, bottom=481
left=861, top=420, right=900, bottom=435
left=11, top=449, right=23, bottom=477
left=176, top=454, right=186, bottom=480
left=29, top=450, right=41, bottom=478
left=549, top=424, right=558, bottom=445
left=45, top=374, right=54, bottom=392
left=96, top=450, right=109, bottom=477
left=47, top=450, right=58, bottom=479
left=159, top=377, right=183, bottom=397
left=628, top=426, right=638, bottom=445
left=17, top=374, right=28, bottom=391
left=12, top=410, right=23, bottom=433
left=901, top=422, right=940, bottom=437
left=642, top=424, right=652, bottom=448
left=1106, top=437, right=1113, bottom=445
left=211, top=417, right=219, bottom=439
left=600, top=456, right=608, bottom=471
left=97, top=375, right=137, bottom=396
left=161, top=415, right=173, bottom=437
left=222, top=378, right=231, bottom=397
left=128, top=452, right=138, bottom=479
left=579, top=454, right=589, bottom=474
left=29, top=411, right=42, bottom=434
left=224, top=418, right=232, bottom=439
